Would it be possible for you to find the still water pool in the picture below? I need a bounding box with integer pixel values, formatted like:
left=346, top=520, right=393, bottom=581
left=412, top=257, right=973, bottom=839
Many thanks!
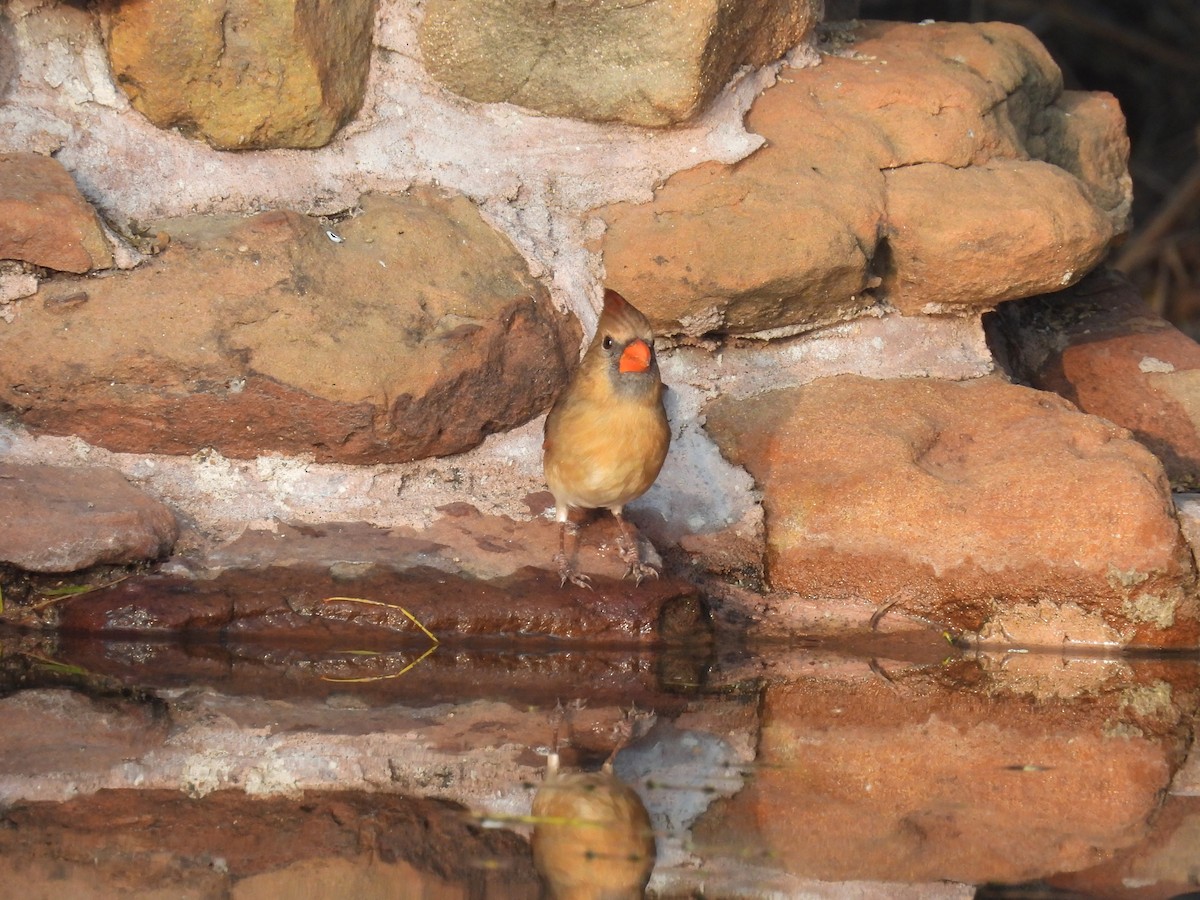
left=0, top=623, right=1196, bottom=898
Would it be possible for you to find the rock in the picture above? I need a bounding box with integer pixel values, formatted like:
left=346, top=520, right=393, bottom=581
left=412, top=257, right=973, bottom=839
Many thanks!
left=1034, top=90, right=1133, bottom=227
left=992, top=269, right=1200, bottom=490
left=0, top=261, right=38, bottom=308
left=419, top=0, right=818, bottom=127
left=1, top=190, right=580, bottom=464
left=48, top=561, right=709, bottom=648
left=0, top=463, right=178, bottom=573
left=596, top=20, right=1129, bottom=338
left=1177, top=495, right=1200, bottom=565
left=1050, top=794, right=1200, bottom=897
left=884, top=160, right=1114, bottom=314
left=0, top=152, right=113, bottom=273
left=0, top=641, right=687, bottom=804
left=704, top=375, right=1198, bottom=648
left=693, top=658, right=1191, bottom=884
left=596, top=153, right=885, bottom=339
left=197, top=506, right=659, bottom=587
left=101, top=0, right=376, bottom=150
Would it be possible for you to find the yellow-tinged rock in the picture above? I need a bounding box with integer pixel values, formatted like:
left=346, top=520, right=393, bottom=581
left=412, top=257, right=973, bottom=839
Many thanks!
left=102, top=0, right=376, bottom=150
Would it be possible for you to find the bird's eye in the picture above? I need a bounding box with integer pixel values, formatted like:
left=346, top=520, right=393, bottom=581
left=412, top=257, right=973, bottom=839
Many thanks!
left=602, top=335, right=613, bottom=350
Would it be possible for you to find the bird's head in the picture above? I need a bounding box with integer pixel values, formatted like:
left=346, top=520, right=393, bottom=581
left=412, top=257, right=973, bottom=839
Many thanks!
left=589, top=289, right=661, bottom=392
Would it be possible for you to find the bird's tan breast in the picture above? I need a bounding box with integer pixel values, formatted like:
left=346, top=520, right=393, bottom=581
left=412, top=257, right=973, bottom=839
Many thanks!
left=544, top=390, right=669, bottom=513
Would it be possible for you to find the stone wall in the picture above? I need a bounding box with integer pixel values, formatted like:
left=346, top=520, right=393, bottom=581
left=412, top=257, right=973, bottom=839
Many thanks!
left=2, top=0, right=1197, bottom=647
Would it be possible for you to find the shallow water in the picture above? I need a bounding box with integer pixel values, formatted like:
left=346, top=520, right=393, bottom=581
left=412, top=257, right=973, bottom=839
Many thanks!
left=0, top=625, right=1197, bottom=898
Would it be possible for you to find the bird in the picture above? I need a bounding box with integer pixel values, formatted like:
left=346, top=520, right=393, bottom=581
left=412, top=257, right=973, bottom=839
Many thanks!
left=531, top=709, right=657, bottom=899
left=542, top=289, right=670, bottom=588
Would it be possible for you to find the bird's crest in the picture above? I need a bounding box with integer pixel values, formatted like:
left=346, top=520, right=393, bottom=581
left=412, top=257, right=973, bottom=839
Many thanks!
left=600, top=289, right=653, bottom=339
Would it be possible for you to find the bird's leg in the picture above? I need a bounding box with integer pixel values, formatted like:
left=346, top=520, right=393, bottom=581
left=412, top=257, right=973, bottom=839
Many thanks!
left=614, top=511, right=659, bottom=585
left=545, top=700, right=567, bottom=779
left=553, top=519, right=592, bottom=590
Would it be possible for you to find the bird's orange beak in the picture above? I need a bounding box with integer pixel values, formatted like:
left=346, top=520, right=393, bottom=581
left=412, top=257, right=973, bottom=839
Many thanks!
left=619, top=339, right=652, bottom=373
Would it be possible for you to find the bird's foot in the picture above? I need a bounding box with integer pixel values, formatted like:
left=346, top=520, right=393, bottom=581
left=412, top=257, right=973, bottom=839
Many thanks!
left=622, top=560, right=660, bottom=586
left=616, top=533, right=659, bottom=585
left=554, top=551, right=593, bottom=590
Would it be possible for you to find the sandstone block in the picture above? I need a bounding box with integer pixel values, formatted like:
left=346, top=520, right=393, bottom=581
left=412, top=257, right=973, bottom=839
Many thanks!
left=596, top=20, right=1129, bottom=338
left=101, top=0, right=377, bottom=150
left=704, top=375, right=1198, bottom=647
left=884, top=160, right=1115, bottom=313
left=994, top=270, right=1200, bottom=490
left=1035, top=90, right=1133, bottom=228
left=1051, top=795, right=1200, bottom=897
left=1, top=190, right=579, bottom=464
left=419, top=0, right=819, bottom=127
left=0, top=153, right=113, bottom=274
left=597, top=150, right=885, bottom=338
left=0, top=690, right=169, bottom=779
left=0, top=463, right=178, bottom=573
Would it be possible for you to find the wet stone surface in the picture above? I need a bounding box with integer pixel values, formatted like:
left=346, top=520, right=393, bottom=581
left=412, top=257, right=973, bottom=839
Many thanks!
left=34, top=563, right=709, bottom=649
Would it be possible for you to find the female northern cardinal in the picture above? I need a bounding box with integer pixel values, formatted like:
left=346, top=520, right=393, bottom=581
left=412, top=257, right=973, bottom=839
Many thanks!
left=543, top=289, right=670, bottom=587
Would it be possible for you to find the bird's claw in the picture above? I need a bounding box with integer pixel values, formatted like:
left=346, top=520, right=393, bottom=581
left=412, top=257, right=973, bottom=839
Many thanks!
left=554, top=552, right=593, bottom=590
left=623, top=561, right=660, bottom=586
left=562, top=571, right=594, bottom=590
left=617, top=532, right=658, bottom=585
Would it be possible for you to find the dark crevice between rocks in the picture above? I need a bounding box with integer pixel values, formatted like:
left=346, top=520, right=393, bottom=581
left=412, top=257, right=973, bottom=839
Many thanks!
left=981, top=303, right=1028, bottom=386
left=868, top=231, right=897, bottom=308
left=0, top=623, right=171, bottom=716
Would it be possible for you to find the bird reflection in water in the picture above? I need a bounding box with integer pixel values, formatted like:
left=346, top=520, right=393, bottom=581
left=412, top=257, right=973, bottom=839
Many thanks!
left=531, top=712, right=657, bottom=899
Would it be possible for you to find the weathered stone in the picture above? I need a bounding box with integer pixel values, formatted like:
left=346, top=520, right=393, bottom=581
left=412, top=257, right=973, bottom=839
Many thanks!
left=801, top=20, right=1063, bottom=169
left=419, top=0, right=818, bottom=127
left=101, top=0, right=377, bottom=150
left=0, top=261, right=38, bottom=308
left=0, top=153, right=113, bottom=273
left=198, top=505, right=656, bottom=586
left=0, top=190, right=580, bottom=464
left=1050, top=795, right=1200, bottom=897
left=597, top=155, right=886, bottom=338
left=694, top=661, right=1189, bottom=884
left=0, top=463, right=178, bottom=573
left=1035, top=90, right=1133, bottom=228
left=596, top=20, right=1129, bottom=338
left=1177, top=495, right=1200, bottom=566
left=883, top=160, right=1115, bottom=314
left=704, top=375, right=1198, bottom=648
left=992, top=270, right=1200, bottom=490
left=0, top=647, right=685, bottom=808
